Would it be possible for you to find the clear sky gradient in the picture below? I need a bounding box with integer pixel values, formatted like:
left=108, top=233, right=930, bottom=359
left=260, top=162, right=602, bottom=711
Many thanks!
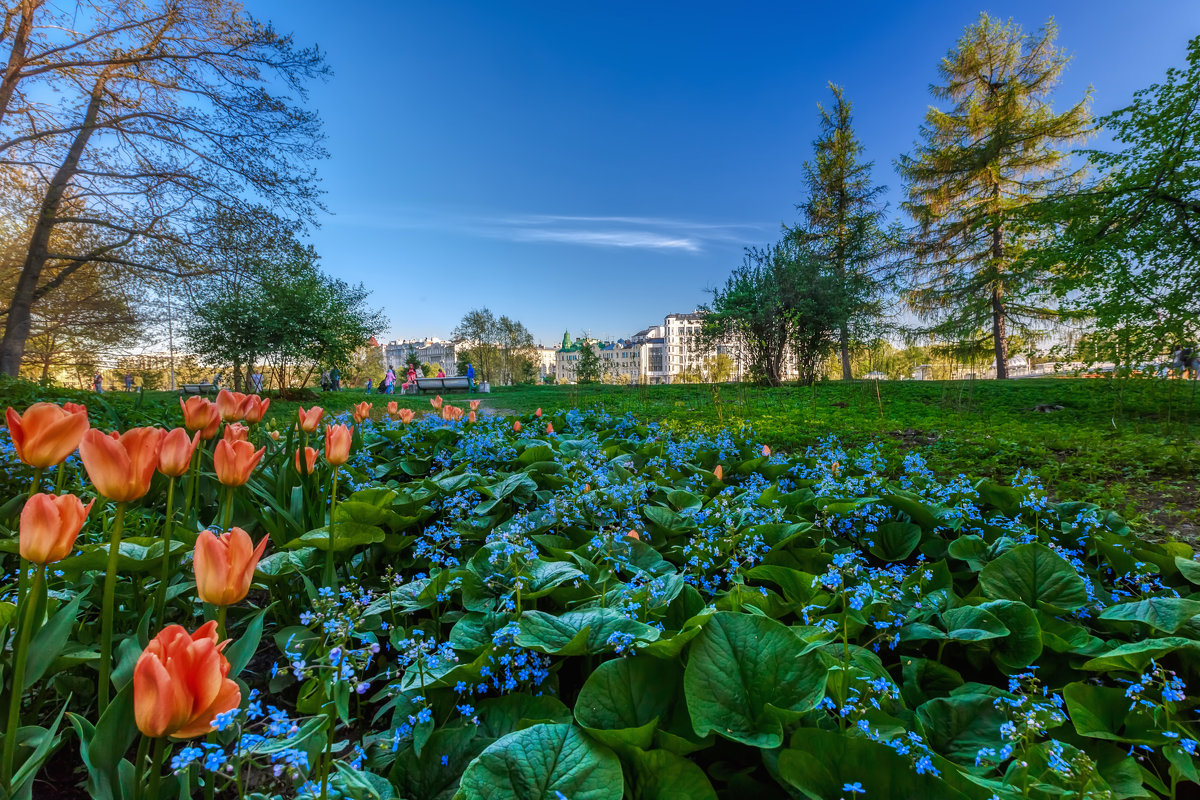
left=246, top=1, right=1199, bottom=346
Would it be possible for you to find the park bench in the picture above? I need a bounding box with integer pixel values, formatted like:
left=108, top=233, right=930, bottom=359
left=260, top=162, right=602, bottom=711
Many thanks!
left=180, top=383, right=218, bottom=395
left=414, top=376, right=471, bottom=394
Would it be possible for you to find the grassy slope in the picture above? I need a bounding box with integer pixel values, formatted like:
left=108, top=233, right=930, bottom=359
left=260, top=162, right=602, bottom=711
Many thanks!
left=5, top=376, right=1198, bottom=541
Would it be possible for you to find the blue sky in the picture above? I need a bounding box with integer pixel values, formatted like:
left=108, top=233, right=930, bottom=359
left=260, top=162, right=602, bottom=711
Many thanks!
left=247, top=1, right=1199, bottom=346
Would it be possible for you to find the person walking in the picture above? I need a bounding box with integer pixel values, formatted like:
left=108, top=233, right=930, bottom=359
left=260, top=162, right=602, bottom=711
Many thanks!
left=93, top=372, right=104, bottom=393
left=384, top=365, right=396, bottom=394
left=123, top=372, right=133, bottom=392
left=330, top=366, right=341, bottom=392
left=466, top=361, right=475, bottom=392
left=365, top=377, right=373, bottom=394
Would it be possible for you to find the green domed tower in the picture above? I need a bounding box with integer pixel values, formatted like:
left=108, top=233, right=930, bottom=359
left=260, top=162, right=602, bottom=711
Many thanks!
left=561, top=331, right=573, bottom=351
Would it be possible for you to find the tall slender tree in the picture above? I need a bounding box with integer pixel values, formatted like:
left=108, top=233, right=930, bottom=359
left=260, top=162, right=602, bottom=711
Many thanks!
left=897, top=13, right=1091, bottom=378
left=798, top=84, right=892, bottom=381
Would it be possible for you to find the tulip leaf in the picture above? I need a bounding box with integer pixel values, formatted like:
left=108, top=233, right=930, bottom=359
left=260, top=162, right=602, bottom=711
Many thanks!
left=454, top=723, right=622, bottom=800
left=226, top=606, right=270, bottom=676
left=24, top=589, right=84, bottom=689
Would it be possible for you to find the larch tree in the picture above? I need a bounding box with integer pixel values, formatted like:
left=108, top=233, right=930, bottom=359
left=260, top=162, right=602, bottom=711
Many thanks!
left=798, top=84, right=892, bottom=381
left=897, top=13, right=1092, bottom=379
left=0, top=0, right=328, bottom=375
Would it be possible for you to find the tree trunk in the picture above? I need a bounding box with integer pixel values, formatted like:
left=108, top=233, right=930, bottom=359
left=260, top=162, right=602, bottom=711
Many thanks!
left=991, top=215, right=1008, bottom=380
left=0, top=72, right=107, bottom=376
left=839, top=327, right=852, bottom=381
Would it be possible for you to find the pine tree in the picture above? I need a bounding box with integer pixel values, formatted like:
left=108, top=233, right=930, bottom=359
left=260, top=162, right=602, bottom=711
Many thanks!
left=799, top=84, right=892, bottom=381
left=897, top=14, right=1092, bottom=379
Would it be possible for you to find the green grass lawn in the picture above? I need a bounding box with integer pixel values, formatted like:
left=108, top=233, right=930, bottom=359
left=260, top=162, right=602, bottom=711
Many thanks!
left=6, top=376, right=1199, bottom=542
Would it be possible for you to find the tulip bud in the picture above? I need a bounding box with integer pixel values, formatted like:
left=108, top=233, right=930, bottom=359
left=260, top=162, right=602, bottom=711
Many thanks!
left=469, top=400, right=481, bottom=411
left=714, top=464, right=723, bottom=481
left=762, top=445, right=771, bottom=457
left=213, top=439, right=265, bottom=487
left=386, top=401, right=399, bottom=418
left=19, top=492, right=93, bottom=564
left=193, top=528, right=268, bottom=606
left=180, top=397, right=221, bottom=440
left=223, top=423, right=249, bottom=443
left=242, top=395, right=271, bottom=424
left=468, top=411, right=477, bottom=423
left=626, top=530, right=640, bottom=541
left=546, top=423, right=554, bottom=434
left=5, top=402, right=90, bottom=468
left=216, top=390, right=250, bottom=422
left=297, top=406, right=323, bottom=434
left=268, top=430, right=281, bottom=442
left=430, top=395, right=443, bottom=411
left=513, top=421, right=522, bottom=433
left=535, top=408, right=542, bottom=417
left=325, top=424, right=353, bottom=466
left=134, top=621, right=240, bottom=739
left=80, top=427, right=165, bottom=502
left=397, top=408, right=414, bottom=425
left=158, top=428, right=200, bottom=477
left=294, top=446, right=318, bottom=475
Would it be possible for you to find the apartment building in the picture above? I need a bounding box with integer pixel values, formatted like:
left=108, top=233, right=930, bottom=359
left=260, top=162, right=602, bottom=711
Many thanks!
left=380, top=338, right=460, bottom=376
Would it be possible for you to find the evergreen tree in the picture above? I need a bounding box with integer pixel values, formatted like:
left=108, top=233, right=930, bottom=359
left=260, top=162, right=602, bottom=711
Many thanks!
left=575, top=338, right=605, bottom=384
left=798, top=84, right=892, bottom=381
left=897, top=13, right=1092, bottom=378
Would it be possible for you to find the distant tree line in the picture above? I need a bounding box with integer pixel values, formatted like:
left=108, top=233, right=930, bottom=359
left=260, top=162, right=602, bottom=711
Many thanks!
left=709, top=14, right=1200, bottom=383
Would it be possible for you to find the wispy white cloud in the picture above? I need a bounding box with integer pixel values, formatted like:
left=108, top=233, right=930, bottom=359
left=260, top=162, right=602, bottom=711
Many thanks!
left=336, top=207, right=770, bottom=253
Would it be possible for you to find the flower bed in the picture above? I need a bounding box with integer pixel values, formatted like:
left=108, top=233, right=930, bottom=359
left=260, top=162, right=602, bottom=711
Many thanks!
left=1, top=394, right=1198, bottom=799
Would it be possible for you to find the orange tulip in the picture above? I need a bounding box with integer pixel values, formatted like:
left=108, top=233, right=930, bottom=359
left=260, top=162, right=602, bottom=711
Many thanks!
left=133, top=621, right=240, bottom=739
left=268, top=430, right=281, bottom=442
left=397, top=408, right=414, bottom=425
left=535, top=408, right=542, bottom=417
left=430, top=395, right=443, bottom=411
left=468, top=410, right=477, bottom=423
left=193, top=527, right=268, bottom=606
left=158, top=428, right=200, bottom=478
left=386, top=401, right=400, bottom=418
left=441, top=405, right=463, bottom=422
left=546, top=423, right=554, bottom=434
left=242, top=395, right=270, bottom=424
left=294, top=446, right=318, bottom=474
left=63, top=402, right=88, bottom=417
left=80, top=427, right=165, bottom=502
left=325, top=424, right=353, bottom=466
left=297, top=406, right=323, bottom=434
left=352, top=402, right=372, bottom=424
left=213, top=439, right=265, bottom=487
left=513, top=421, right=522, bottom=433
left=5, top=402, right=90, bottom=468
left=180, top=397, right=221, bottom=440
left=714, top=464, right=723, bottom=481
left=223, top=423, right=249, bottom=443
left=626, top=530, right=641, bottom=541
left=762, top=445, right=772, bottom=458
left=19, top=492, right=93, bottom=564
left=469, top=400, right=480, bottom=411
left=216, top=389, right=250, bottom=422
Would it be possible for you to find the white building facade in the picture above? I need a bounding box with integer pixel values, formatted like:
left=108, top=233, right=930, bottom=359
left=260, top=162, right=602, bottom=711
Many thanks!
left=380, top=338, right=460, bottom=376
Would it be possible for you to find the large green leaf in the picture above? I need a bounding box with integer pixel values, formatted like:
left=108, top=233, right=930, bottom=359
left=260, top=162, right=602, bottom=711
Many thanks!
left=574, top=656, right=680, bottom=749
left=778, top=728, right=980, bottom=800
left=625, top=747, right=717, bottom=800
left=1081, top=637, right=1200, bottom=672
left=1063, top=682, right=1161, bottom=745
left=942, top=605, right=1009, bottom=642
left=869, top=521, right=922, bottom=561
left=915, top=693, right=1009, bottom=764
left=515, top=609, right=659, bottom=656
left=979, top=543, right=1088, bottom=610
left=454, top=723, right=622, bottom=800
left=283, top=522, right=385, bottom=551
left=978, top=599, right=1042, bottom=672
left=683, top=611, right=827, bottom=748
left=1098, top=597, right=1200, bottom=633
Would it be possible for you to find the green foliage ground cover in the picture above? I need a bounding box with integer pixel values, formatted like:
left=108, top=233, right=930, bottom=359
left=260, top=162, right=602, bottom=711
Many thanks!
left=3, top=379, right=1200, bottom=798
left=17, top=377, right=1199, bottom=542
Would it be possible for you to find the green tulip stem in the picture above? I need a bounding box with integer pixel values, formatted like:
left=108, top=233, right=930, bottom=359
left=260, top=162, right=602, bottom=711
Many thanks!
left=215, top=604, right=227, bottom=641
left=26, top=466, right=42, bottom=499
left=1, top=563, right=44, bottom=790
left=133, top=735, right=150, bottom=800
left=325, top=468, right=339, bottom=591
left=98, top=501, right=128, bottom=713
left=153, top=478, right=176, bottom=629
left=54, top=459, right=67, bottom=492
left=146, top=737, right=165, bottom=800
